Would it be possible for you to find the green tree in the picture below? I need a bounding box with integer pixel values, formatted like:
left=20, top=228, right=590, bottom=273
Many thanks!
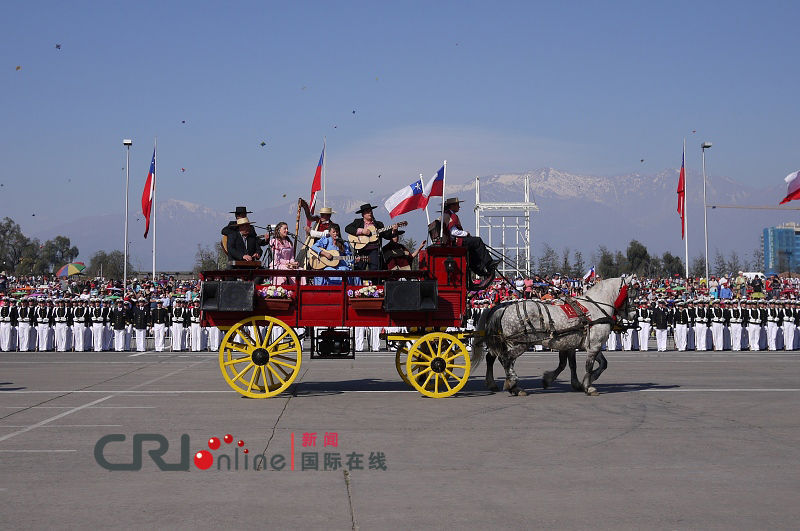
left=572, top=250, right=586, bottom=278
left=690, top=256, right=706, bottom=278
left=596, top=246, right=617, bottom=278
left=712, top=249, right=727, bottom=277
left=87, top=250, right=130, bottom=279
left=0, top=217, right=30, bottom=272
left=626, top=240, right=650, bottom=276
left=537, top=243, right=559, bottom=277
left=727, top=251, right=743, bottom=275
left=560, top=248, right=571, bottom=276
left=752, top=245, right=764, bottom=273
left=194, top=243, right=227, bottom=273
left=661, top=252, right=684, bottom=278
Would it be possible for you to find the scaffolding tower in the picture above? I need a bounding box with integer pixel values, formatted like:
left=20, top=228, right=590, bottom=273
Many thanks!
left=474, top=175, right=539, bottom=278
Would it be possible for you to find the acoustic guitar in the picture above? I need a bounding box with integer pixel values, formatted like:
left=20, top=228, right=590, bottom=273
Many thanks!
left=307, top=249, right=369, bottom=270
left=347, top=221, right=408, bottom=250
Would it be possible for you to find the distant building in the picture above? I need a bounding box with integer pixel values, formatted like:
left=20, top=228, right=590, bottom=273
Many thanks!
left=763, top=222, right=800, bottom=274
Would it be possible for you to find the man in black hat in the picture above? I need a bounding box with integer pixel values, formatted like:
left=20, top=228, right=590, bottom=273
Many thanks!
left=226, top=217, right=263, bottom=264
left=381, top=229, right=426, bottom=270
left=221, top=206, right=252, bottom=238
left=442, top=197, right=499, bottom=277
left=345, top=203, right=392, bottom=272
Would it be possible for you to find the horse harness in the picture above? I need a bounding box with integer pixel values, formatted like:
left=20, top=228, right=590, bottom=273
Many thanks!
left=500, top=278, right=636, bottom=346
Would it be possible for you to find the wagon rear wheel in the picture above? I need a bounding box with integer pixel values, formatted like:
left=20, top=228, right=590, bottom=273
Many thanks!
left=395, top=345, right=412, bottom=386
left=218, top=316, right=302, bottom=398
left=405, top=332, right=470, bottom=398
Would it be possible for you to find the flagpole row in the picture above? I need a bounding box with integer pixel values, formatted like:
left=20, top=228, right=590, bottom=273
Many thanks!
left=152, top=137, right=157, bottom=280
left=439, top=160, right=447, bottom=240
left=683, top=138, right=689, bottom=279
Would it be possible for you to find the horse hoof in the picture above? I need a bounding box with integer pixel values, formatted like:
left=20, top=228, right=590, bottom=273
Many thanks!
left=542, top=371, right=554, bottom=389
left=571, top=382, right=583, bottom=392
left=586, top=386, right=599, bottom=396
left=517, top=388, right=528, bottom=397
left=487, top=381, right=499, bottom=392
left=503, top=379, right=512, bottom=391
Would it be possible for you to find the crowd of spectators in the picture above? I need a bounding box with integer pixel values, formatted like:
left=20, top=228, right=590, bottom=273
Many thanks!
left=468, top=272, right=800, bottom=308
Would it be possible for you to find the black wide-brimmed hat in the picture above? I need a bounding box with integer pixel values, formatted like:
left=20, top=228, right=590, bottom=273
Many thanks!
left=444, top=197, right=464, bottom=208
left=229, top=206, right=252, bottom=215
left=355, top=203, right=378, bottom=214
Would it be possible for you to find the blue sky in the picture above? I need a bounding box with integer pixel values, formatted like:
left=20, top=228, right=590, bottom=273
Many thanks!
left=2, top=0, right=799, bottom=237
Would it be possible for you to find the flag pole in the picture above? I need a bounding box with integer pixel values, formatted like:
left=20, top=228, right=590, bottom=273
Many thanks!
left=439, top=160, right=447, bottom=239
left=123, top=139, right=132, bottom=289
left=683, top=138, right=689, bottom=279
left=421, top=173, right=431, bottom=226
left=152, top=137, right=157, bottom=280
left=322, top=137, right=327, bottom=207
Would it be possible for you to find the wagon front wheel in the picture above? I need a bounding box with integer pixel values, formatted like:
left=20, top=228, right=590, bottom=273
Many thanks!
left=406, top=332, right=470, bottom=398
left=219, top=316, right=302, bottom=398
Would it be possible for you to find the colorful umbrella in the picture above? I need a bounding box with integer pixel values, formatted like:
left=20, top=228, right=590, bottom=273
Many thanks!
left=56, top=262, right=86, bottom=277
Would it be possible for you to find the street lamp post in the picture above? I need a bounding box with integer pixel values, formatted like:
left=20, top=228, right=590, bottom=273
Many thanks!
left=701, top=141, right=712, bottom=281
left=123, top=139, right=132, bottom=288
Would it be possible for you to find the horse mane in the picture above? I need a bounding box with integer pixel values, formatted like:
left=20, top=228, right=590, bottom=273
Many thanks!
left=583, top=277, right=622, bottom=300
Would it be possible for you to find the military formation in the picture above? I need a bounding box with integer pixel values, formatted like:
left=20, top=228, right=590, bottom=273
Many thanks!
left=0, top=296, right=215, bottom=352
left=607, top=298, right=800, bottom=352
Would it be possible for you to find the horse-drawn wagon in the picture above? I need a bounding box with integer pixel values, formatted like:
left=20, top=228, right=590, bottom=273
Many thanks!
left=200, top=245, right=488, bottom=399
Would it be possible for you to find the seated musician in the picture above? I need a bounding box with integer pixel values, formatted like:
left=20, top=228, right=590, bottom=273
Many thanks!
left=311, top=224, right=357, bottom=285
left=345, top=203, right=386, bottom=272
left=269, top=222, right=300, bottom=285
left=304, top=206, right=334, bottom=240
left=442, top=197, right=499, bottom=277
left=381, top=229, right=426, bottom=270
left=226, top=217, right=263, bottom=266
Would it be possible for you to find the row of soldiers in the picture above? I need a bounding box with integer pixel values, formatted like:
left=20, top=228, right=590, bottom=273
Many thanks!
left=611, top=298, right=800, bottom=352
left=0, top=296, right=216, bottom=353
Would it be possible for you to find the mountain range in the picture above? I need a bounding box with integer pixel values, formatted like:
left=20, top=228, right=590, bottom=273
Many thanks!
left=32, top=169, right=794, bottom=271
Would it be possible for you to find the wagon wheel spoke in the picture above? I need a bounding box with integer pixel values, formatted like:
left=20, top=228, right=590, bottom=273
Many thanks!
left=267, top=329, right=291, bottom=350
left=420, top=371, right=434, bottom=390
left=261, top=322, right=274, bottom=348
left=440, top=341, right=456, bottom=360
left=267, top=364, right=287, bottom=385
left=271, top=358, right=296, bottom=370
left=228, top=344, right=251, bottom=355
left=231, top=362, right=255, bottom=384
left=235, top=329, right=255, bottom=348
left=251, top=324, right=262, bottom=347
left=223, top=356, right=251, bottom=367
left=446, top=364, right=467, bottom=369
left=246, top=366, right=259, bottom=392
left=440, top=374, right=453, bottom=391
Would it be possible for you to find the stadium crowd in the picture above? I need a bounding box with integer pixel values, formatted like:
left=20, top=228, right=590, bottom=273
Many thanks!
left=2, top=271, right=800, bottom=353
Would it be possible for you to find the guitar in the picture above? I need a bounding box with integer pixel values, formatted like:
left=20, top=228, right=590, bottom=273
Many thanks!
left=307, top=249, right=370, bottom=270
left=347, top=221, right=408, bottom=250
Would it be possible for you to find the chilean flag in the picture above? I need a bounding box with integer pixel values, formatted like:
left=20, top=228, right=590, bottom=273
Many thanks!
left=422, top=165, right=444, bottom=207
left=141, top=149, right=155, bottom=239
left=582, top=266, right=596, bottom=283
left=384, top=178, right=426, bottom=218
left=780, top=170, right=800, bottom=204
left=309, top=145, right=324, bottom=213
left=677, top=149, right=686, bottom=239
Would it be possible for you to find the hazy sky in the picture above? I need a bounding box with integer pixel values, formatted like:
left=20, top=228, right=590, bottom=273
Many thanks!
left=2, top=0, right=799, bottom=238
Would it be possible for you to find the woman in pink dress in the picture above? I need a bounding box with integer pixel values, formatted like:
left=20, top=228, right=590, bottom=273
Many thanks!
left=269, top=222, right=300, bottom=285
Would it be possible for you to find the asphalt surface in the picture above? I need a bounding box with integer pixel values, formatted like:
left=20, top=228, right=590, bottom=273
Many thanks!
left=1, top=349, right=799, bottom=530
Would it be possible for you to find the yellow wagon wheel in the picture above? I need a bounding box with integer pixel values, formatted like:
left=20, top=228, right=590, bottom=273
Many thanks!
left=218, top=315, right=302, bottom=398
left=405, top=332, right=470, bottom=398
left=395, top=346, right=411, bottom=385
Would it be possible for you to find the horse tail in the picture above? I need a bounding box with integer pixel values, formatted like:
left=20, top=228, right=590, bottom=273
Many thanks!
left=470, top=304, right=504, bottom=368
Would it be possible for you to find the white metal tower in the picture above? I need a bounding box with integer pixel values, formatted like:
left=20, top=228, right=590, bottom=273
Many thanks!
left=474, top=174, right=539, bottom=277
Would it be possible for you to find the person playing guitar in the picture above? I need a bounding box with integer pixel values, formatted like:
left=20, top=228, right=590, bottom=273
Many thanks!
left=311, top=224, right=356, bottom=285
left=381, top=229, right=426, bottom=271
left=345, top=203, right=404, bottom=275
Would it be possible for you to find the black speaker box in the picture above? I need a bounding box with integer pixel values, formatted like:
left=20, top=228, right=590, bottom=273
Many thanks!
left=201, top=281, right=254, bottom=312
left=384, top=280, right=438, bottom=312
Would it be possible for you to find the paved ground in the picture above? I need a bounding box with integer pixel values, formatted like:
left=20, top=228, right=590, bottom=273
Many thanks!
left=1, top=349, right=799, bottom=530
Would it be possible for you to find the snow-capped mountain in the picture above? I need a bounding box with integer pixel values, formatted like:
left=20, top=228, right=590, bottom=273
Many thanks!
left=33, top=169, right=794, bottom=271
